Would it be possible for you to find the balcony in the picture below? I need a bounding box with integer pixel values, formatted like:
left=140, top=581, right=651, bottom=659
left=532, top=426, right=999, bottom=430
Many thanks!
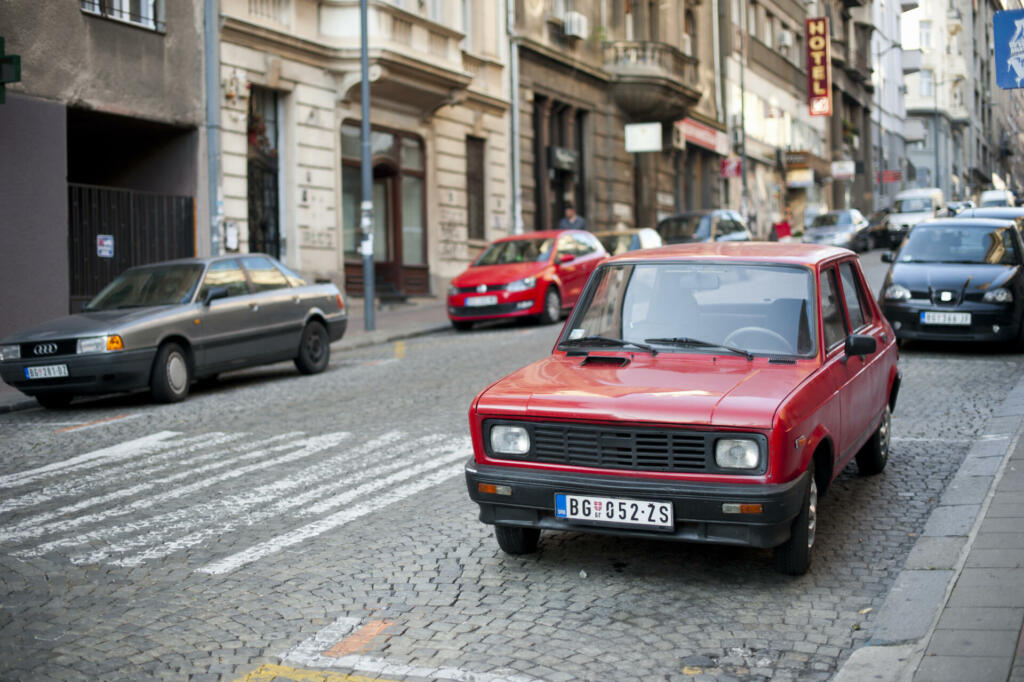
left=602, top=41, right=702, bottom=121
left=902, top=48, right=922, bottom=75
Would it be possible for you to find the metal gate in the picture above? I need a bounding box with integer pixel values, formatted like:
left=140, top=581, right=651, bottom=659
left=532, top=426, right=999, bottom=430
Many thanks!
left=68, top=183, right=194, bottom=313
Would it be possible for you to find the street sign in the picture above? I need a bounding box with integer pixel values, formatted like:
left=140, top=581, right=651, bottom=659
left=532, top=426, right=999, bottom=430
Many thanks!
left=96, top=235, right=114, bottom=259
left=720, top=158, right=742, bottom=178
left=831, top=160, right=855, bottom=180
left=0, top=38, right=22, bottom=105
left=624, top=122, right=662, bottom=152
left=994, top=10, right=1024, bottom=89
left=805, top=18, right=833, bottom=116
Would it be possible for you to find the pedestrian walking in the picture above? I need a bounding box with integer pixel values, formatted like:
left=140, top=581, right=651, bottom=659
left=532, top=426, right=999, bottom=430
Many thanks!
left=557, top=203, right=587, bottom=230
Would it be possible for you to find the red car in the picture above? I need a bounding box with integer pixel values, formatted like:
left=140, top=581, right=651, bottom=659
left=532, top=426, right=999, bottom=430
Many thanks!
left=465, top=243, right=900, bottom=574
left=447, top=230, right=607, bottom=331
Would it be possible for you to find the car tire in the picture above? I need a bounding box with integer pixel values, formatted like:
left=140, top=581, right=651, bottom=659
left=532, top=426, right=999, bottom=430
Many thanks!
left=856, top=405, right=891, bottom=475
left=538, top=287, right=561, bottom=325
left=451, top=320, right=474, bottom=332
left=35, top=393, right=73, bottom=409
left=150, top=342, right=191, bottom=403
left=773, top=462, right=816, bottom=575
left=295, top=321, right=330, bottom=375
left=494, top=525, right=540, bottom=555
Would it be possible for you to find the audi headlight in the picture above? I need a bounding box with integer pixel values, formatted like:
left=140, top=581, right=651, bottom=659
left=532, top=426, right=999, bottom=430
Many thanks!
left=0, top=344, right=20, bottom=362
left=77, top=335, right=124, bottom=354
left=984, top=287, right=1014, bottom=303
left=490, top=425, right=530, bottom=455
left=505, top=277, right=537, bottom=293
left=715, top=438, right=760, bottom=469
left=884, top=284, right=911, bottom=301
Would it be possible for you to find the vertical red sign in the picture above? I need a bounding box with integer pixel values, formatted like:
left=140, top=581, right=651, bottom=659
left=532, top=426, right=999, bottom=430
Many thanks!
left=806, top=17, right=832, bottom=116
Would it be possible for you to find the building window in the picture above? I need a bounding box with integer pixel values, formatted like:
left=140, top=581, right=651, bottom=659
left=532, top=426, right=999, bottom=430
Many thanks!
left=920, top=69, right=933, bottom=97
left=466, top=137, right=486, bottom=241
left=81, top=0, right=164, bottom=31
left=762, top=13, right=773, bottom=47
left=919, top=20, right=931, bottom=49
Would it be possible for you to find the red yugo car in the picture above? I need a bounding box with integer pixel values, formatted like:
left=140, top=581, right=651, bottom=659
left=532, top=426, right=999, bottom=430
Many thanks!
left=465, top=243, right=900, bottom=574
left=447, top=230, right=607, bottom=330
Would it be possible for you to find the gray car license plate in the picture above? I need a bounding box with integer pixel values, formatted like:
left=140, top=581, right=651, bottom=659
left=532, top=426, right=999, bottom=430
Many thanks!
left=25, top=364, right=69, bottom=379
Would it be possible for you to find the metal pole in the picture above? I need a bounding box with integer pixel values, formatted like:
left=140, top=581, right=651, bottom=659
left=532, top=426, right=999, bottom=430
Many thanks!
left=934, top=84, right=939, bottom=192
left=359, top=0, right=375, bottom=331
left=739, top=0, right=750, bottom=230
left=204, top=0, right=221, bottom=256
left=508, top=0, right=523, bottom=235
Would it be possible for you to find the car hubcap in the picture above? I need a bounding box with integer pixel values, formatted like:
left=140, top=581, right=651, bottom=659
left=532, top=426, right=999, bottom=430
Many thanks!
left=879, top=408, right=891, bottom=456
left=307, top=332, right=323, bottom=361
left=547, top=293, right=558, bottom=319
left=166, top=352, right=187, bottom=394
left=806, top=477, right=818, bottom=549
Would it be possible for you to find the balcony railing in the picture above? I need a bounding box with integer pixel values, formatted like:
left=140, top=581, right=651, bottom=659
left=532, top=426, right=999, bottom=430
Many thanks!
left=602, top=40, right=701, bottom=120
left=603, top=41, right=699, bottom=85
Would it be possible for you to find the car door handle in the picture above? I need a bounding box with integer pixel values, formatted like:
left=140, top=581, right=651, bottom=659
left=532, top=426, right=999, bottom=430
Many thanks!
left=293, top=296, right=301, bottom=304
left=249, top=303, right=260, bottom=312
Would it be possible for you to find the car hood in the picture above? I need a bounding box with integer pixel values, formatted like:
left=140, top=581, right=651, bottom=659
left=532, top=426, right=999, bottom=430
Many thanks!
left=0, top=307, right=181, bottom=343
left=888, top=262, right=1019, bottom=293
left=453, top=262, right=548, bottom=287
left=475, top=353, right=816, bottom=429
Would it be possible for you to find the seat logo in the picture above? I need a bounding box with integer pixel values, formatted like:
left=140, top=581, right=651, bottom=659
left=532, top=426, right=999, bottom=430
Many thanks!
left=33, top=343, right=58, bottom=356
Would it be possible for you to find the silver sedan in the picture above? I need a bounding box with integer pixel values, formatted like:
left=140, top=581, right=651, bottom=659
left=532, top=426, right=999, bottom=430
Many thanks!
left=0, top=254, right=347, bottom=408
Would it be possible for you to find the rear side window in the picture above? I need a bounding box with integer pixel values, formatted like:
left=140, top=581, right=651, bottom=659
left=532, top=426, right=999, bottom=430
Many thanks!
left=838, top=261, right=869, bottom=330
left=241, top=256, right=290, bottom=292
left=820, top=268, right=847, bottom=350
left=199, top=260, right=249, bottom=299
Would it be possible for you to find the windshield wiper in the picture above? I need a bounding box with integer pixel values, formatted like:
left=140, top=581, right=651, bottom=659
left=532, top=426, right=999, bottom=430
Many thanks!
left=562, top=335, right=658, bottom=356
left=644, top=336, right=754, bottom=361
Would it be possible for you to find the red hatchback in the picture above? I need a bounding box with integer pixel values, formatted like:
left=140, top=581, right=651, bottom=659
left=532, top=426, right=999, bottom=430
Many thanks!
left=447, top=230, right=607, bottom=331
left=465, top=243, right=900, bottom=574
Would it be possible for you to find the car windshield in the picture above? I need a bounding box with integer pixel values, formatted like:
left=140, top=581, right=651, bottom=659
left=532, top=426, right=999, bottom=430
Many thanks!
left=981, top=198, right=1009, bottom=207
left=897, top=224, right=1020, bottom=265
left=86, top=264, right=205, bottom=310
left=475, top=238, right=554, bottom=265
left=561, top=262, right=817, bottom=357
left=658, top=215, right=711, bottom=242
left=893, top=198, right=932, bottom=213
left=810, top=212, right=851, bottom=227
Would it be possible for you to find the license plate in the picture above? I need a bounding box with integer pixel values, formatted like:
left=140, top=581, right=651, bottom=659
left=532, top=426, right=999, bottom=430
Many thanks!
left=25, top=364, right=69, bottom=379
left=555, top=493, right=673, bottom=531
left=920, top=311, right=971, bottom=326
left=465, top=295, right=498, bottom=307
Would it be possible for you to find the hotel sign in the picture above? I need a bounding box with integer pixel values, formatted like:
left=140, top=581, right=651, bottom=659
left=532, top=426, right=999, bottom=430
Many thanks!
left=806, top=18, right=832, bottom=116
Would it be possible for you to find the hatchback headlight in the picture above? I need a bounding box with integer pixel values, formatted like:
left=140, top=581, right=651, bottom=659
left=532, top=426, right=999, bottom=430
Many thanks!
left=490, top=425, right=530, bottom=455
left=715, top=438, right=760, bottom=469
left=884, top=284, right=911, bottom=301
left=505, top=277, right=537, bottom=293
left=448, top=284, right=458, bottom=296
left=77, top=335, right=124, bottom=354
left=983, top=287, right=1014, bottom=303
left=0, top=344, right=20, bottom=362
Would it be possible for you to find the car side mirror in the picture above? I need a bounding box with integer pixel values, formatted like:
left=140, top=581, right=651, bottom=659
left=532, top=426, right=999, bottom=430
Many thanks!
left=845, top=334, right=876, bottom=357
left=881, top=252, right=895, bottom=263
left=557, top=253, right=575, bottom=264
left=203, top=286, right=230, bottom=306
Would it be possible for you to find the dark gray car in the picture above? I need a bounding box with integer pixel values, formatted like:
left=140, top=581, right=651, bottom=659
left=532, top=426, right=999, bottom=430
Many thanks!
left=0, top=254, right=347, bottom=408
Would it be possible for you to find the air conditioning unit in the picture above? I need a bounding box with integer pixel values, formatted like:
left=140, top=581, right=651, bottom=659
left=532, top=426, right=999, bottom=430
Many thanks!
left=777, top=30, right=793, bottom=48
left=564, top=10, right=588, bottom=40
left=681, top=33, right=693, bottom=56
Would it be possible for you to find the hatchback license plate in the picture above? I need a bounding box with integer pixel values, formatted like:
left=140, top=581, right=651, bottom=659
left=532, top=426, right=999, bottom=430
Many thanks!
left=465, top=295, right=498, bottom=307
left=921, top=311, right=971, bottom=326
left=555, top=493, right=673, bottom=530
left=25, top=364, right=69, bottom=379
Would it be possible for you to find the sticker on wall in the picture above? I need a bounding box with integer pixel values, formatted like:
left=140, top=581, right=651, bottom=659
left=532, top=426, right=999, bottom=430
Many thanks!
left=96, top=235, right=114, bottom=259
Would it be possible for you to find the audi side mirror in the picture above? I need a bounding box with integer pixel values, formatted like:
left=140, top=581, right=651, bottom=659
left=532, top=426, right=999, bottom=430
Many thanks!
left=203, top=286, right=230, bottom=306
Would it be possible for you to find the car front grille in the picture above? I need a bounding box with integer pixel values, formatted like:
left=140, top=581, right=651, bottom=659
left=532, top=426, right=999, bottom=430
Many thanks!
left=451, top=302, right=523, bottom=317
left=454, top=283, right=507, bottom=294
left=19, top=340, right=78, bottom=358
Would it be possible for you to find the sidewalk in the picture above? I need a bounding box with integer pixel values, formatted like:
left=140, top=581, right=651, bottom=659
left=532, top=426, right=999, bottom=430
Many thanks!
left=835, top=378, right=1024, bottom=682
left=0, top=295, right=451, bottom=415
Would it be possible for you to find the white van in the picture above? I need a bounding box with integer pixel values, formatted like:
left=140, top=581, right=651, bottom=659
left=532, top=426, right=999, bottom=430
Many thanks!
left=979, top=189, right=1016, bottom=207
left=886, top=187, right=944, bottom=246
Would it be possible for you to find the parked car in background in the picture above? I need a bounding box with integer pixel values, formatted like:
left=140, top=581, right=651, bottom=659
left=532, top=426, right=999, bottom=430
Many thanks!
left=801, top=209, right=871, bottom=252
left=886, top=187, right=945, bottom=247
left=980, top=189, right=1016, bottom=207
left=880, top=218, right=1024, bottom=346
left=447, top=230, right=607, bottom=331
left=956, top=206, right=1024, bottom=233
left=593, top=228, right=663, bottom=255
left=655, top=210, right=752, bottom=244
left=946, top=200, right=976, bottom=215
left=0, top=255, right=347, bottom=408
left=466, top=242, right=899, bottom=575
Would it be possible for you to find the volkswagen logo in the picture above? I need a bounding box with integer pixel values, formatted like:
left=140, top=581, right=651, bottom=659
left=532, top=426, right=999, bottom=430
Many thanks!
left=476, top=284, right=488, bottom=293
left=33, top=343, right=58, bottom=356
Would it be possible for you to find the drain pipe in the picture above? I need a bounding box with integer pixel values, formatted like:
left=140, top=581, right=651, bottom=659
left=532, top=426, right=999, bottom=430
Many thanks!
left=508, top=0, right=523, bottom=234
left=204, top=0, right=221, bottom=256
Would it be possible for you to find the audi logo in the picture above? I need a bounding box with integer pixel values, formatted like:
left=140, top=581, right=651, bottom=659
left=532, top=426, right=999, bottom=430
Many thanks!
left=33, top=343, right=58, bottom=356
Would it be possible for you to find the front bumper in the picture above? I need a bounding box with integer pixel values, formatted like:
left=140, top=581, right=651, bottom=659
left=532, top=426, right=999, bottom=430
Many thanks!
left=465, top=459, right=809, bottom=549
left=448, top=292, right=542, bottom=321
left=882, top=303, right=1021, bottom=342
left=0, top=348, right=157, bottom=397
left=326, top=314, right=347, bottom=342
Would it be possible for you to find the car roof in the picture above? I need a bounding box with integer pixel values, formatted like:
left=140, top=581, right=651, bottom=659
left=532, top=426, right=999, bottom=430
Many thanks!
left=916, top=217, right=1017, bottom=228
left=493, top=230, right=572, bottom=242
left=127, top=253, right=278, bottom=268
left=959, top=207, right=1024, bottom=216
left=602, top=242, right=849, bottom=266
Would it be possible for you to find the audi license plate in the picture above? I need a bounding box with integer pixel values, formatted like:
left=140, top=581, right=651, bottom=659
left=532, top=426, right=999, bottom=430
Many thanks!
left=555, top=493, right=673, bottom=531
left=465, top=295, right=498, bottom=307
left=921, top=311, right=971, bottom=326
left=25, top=364, right=69, bottom=380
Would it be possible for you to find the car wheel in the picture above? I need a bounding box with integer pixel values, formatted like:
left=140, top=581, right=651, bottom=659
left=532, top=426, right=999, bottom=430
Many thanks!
left=856, top=405, right=891, bottom=475
left=150, top=342, right=191, bottom=403
left=774, top=461, right=816, bottom=575
left=494, top=525, right=540, bottom=555
left=451, top=320, right=474, bottom=332
left=35, top=393, right=73, bottom=409
left=295, top=321, right=330, bottom=375
left=538, top=287, right=561, bottom=325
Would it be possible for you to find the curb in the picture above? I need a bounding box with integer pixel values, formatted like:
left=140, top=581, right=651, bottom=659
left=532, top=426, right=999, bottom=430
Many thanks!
left=833, top=379, right=1024, bottom=681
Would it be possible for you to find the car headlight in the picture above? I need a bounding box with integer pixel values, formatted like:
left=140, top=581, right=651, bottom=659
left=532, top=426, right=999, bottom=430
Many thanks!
left=448, top=284, right=458, bottom=296
left=505, top=277, right=537, bottom=293
left=984, top=287, right=1014, bottom=303
left=884, top=284, right=911, bottom=301
left=77, top=335, right=124, bottom=354
left=715, top=438, right=760, bottom=469
left=490, top=425, right=530, bottom=455
left=0, top=344, right=20, bottom=362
